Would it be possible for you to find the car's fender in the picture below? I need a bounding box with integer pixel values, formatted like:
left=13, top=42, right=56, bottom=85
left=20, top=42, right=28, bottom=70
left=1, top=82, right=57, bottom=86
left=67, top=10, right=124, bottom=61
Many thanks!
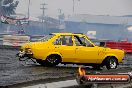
left=103, top=54, right=118, bottom=62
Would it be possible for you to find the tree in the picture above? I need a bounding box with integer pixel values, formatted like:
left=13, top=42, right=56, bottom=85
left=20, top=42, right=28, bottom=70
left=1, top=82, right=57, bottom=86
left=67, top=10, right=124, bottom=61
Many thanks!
left=0, top=0, right=19, bottom=16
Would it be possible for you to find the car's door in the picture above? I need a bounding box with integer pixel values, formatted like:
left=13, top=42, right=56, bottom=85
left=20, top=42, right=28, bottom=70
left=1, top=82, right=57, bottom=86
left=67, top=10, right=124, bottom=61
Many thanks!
left=73, top=35, right=101, bottom=63
left=53, top=35, right=77, bottom=62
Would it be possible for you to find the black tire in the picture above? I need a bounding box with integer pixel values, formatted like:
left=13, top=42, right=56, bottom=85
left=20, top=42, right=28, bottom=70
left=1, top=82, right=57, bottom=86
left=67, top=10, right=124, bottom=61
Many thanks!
left=105, top=57, right=118, bottom=70
left=45, top=55, right=61, bottom=66
left=36, top=59, right=46, bottom=66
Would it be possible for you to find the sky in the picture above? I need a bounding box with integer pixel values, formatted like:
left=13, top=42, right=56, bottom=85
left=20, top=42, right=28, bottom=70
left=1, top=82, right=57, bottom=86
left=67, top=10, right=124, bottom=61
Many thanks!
left=15, top=0, right=132, bottom=18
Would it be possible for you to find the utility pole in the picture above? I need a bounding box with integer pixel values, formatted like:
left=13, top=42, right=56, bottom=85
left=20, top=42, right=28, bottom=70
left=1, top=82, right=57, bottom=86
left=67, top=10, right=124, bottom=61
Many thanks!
left=28, top=0, right=30, bottom=18
left=40, top=3, right=47, bottom=34
left=40, top=3, right=47, bottom=22
left=58, top=9, right=62, bottom=26
left=73, top=0, right=75, bottom=14
left=58, top=9, right=65, bottom=31
left=72, top=0, right=80, bottom=14
left=58, top=9, right=62, bottom=14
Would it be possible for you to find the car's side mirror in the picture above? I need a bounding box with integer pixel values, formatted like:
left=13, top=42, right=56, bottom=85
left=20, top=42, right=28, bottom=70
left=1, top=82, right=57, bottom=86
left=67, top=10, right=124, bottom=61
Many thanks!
left=100, top=42, right=105, bottom=47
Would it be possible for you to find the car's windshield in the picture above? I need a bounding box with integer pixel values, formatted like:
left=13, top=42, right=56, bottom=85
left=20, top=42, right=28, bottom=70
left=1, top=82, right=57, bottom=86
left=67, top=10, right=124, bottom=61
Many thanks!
left=39, top=34, right=54, bottom=42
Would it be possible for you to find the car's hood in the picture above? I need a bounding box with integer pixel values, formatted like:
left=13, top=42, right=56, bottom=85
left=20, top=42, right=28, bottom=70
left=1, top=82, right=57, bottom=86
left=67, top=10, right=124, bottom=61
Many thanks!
left=104, top=47, right=125, bottom=53
left=96, top=46, right=124, bottom=53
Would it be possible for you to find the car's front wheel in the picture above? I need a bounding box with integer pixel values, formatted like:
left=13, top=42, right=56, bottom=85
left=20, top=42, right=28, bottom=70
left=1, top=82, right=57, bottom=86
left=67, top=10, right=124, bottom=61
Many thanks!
left=105, top=57, right=118, bottom=70
left=46, top=55, right=61, bottom=66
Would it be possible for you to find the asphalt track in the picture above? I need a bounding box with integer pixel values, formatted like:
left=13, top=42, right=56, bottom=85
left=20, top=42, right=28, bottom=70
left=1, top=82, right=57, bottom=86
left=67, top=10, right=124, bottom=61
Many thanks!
left=0, top=47, right=132, bottom=88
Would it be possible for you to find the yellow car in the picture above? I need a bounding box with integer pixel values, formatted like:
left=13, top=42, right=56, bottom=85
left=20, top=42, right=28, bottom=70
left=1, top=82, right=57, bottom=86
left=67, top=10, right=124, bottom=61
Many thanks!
left=17, top=33, right=125, bottom=69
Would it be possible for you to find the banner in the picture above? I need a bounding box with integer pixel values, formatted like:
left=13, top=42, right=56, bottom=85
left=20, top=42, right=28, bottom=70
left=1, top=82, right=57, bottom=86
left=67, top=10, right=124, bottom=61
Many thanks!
left=1, top=15, right=29, bottom=25
left=77, top=67, right=131, bottom=85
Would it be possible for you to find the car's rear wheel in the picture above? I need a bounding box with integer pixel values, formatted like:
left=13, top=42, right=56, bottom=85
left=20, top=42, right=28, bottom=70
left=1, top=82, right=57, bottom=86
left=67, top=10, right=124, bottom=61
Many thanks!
left=105, top=57, right=118, bottom=70
left=46, top=55, right=61, bottom=66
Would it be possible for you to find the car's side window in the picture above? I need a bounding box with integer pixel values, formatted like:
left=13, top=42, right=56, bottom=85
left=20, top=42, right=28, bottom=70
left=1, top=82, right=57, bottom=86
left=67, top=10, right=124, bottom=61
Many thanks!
left=61, top=36, right=73, bottom=46
left=54, top=37, right=62, bottom=45
left=53, top=35, right=73, bottom=46
left=83, top=38, right=94, bottom=47
left=74, top=36, right=94, bottom=47
left=74, top=36, right=83, bottom=46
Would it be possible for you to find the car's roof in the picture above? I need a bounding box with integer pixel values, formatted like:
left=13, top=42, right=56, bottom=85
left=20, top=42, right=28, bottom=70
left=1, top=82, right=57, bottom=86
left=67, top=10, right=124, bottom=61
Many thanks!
left=52, top=33, right=83, bottom=36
